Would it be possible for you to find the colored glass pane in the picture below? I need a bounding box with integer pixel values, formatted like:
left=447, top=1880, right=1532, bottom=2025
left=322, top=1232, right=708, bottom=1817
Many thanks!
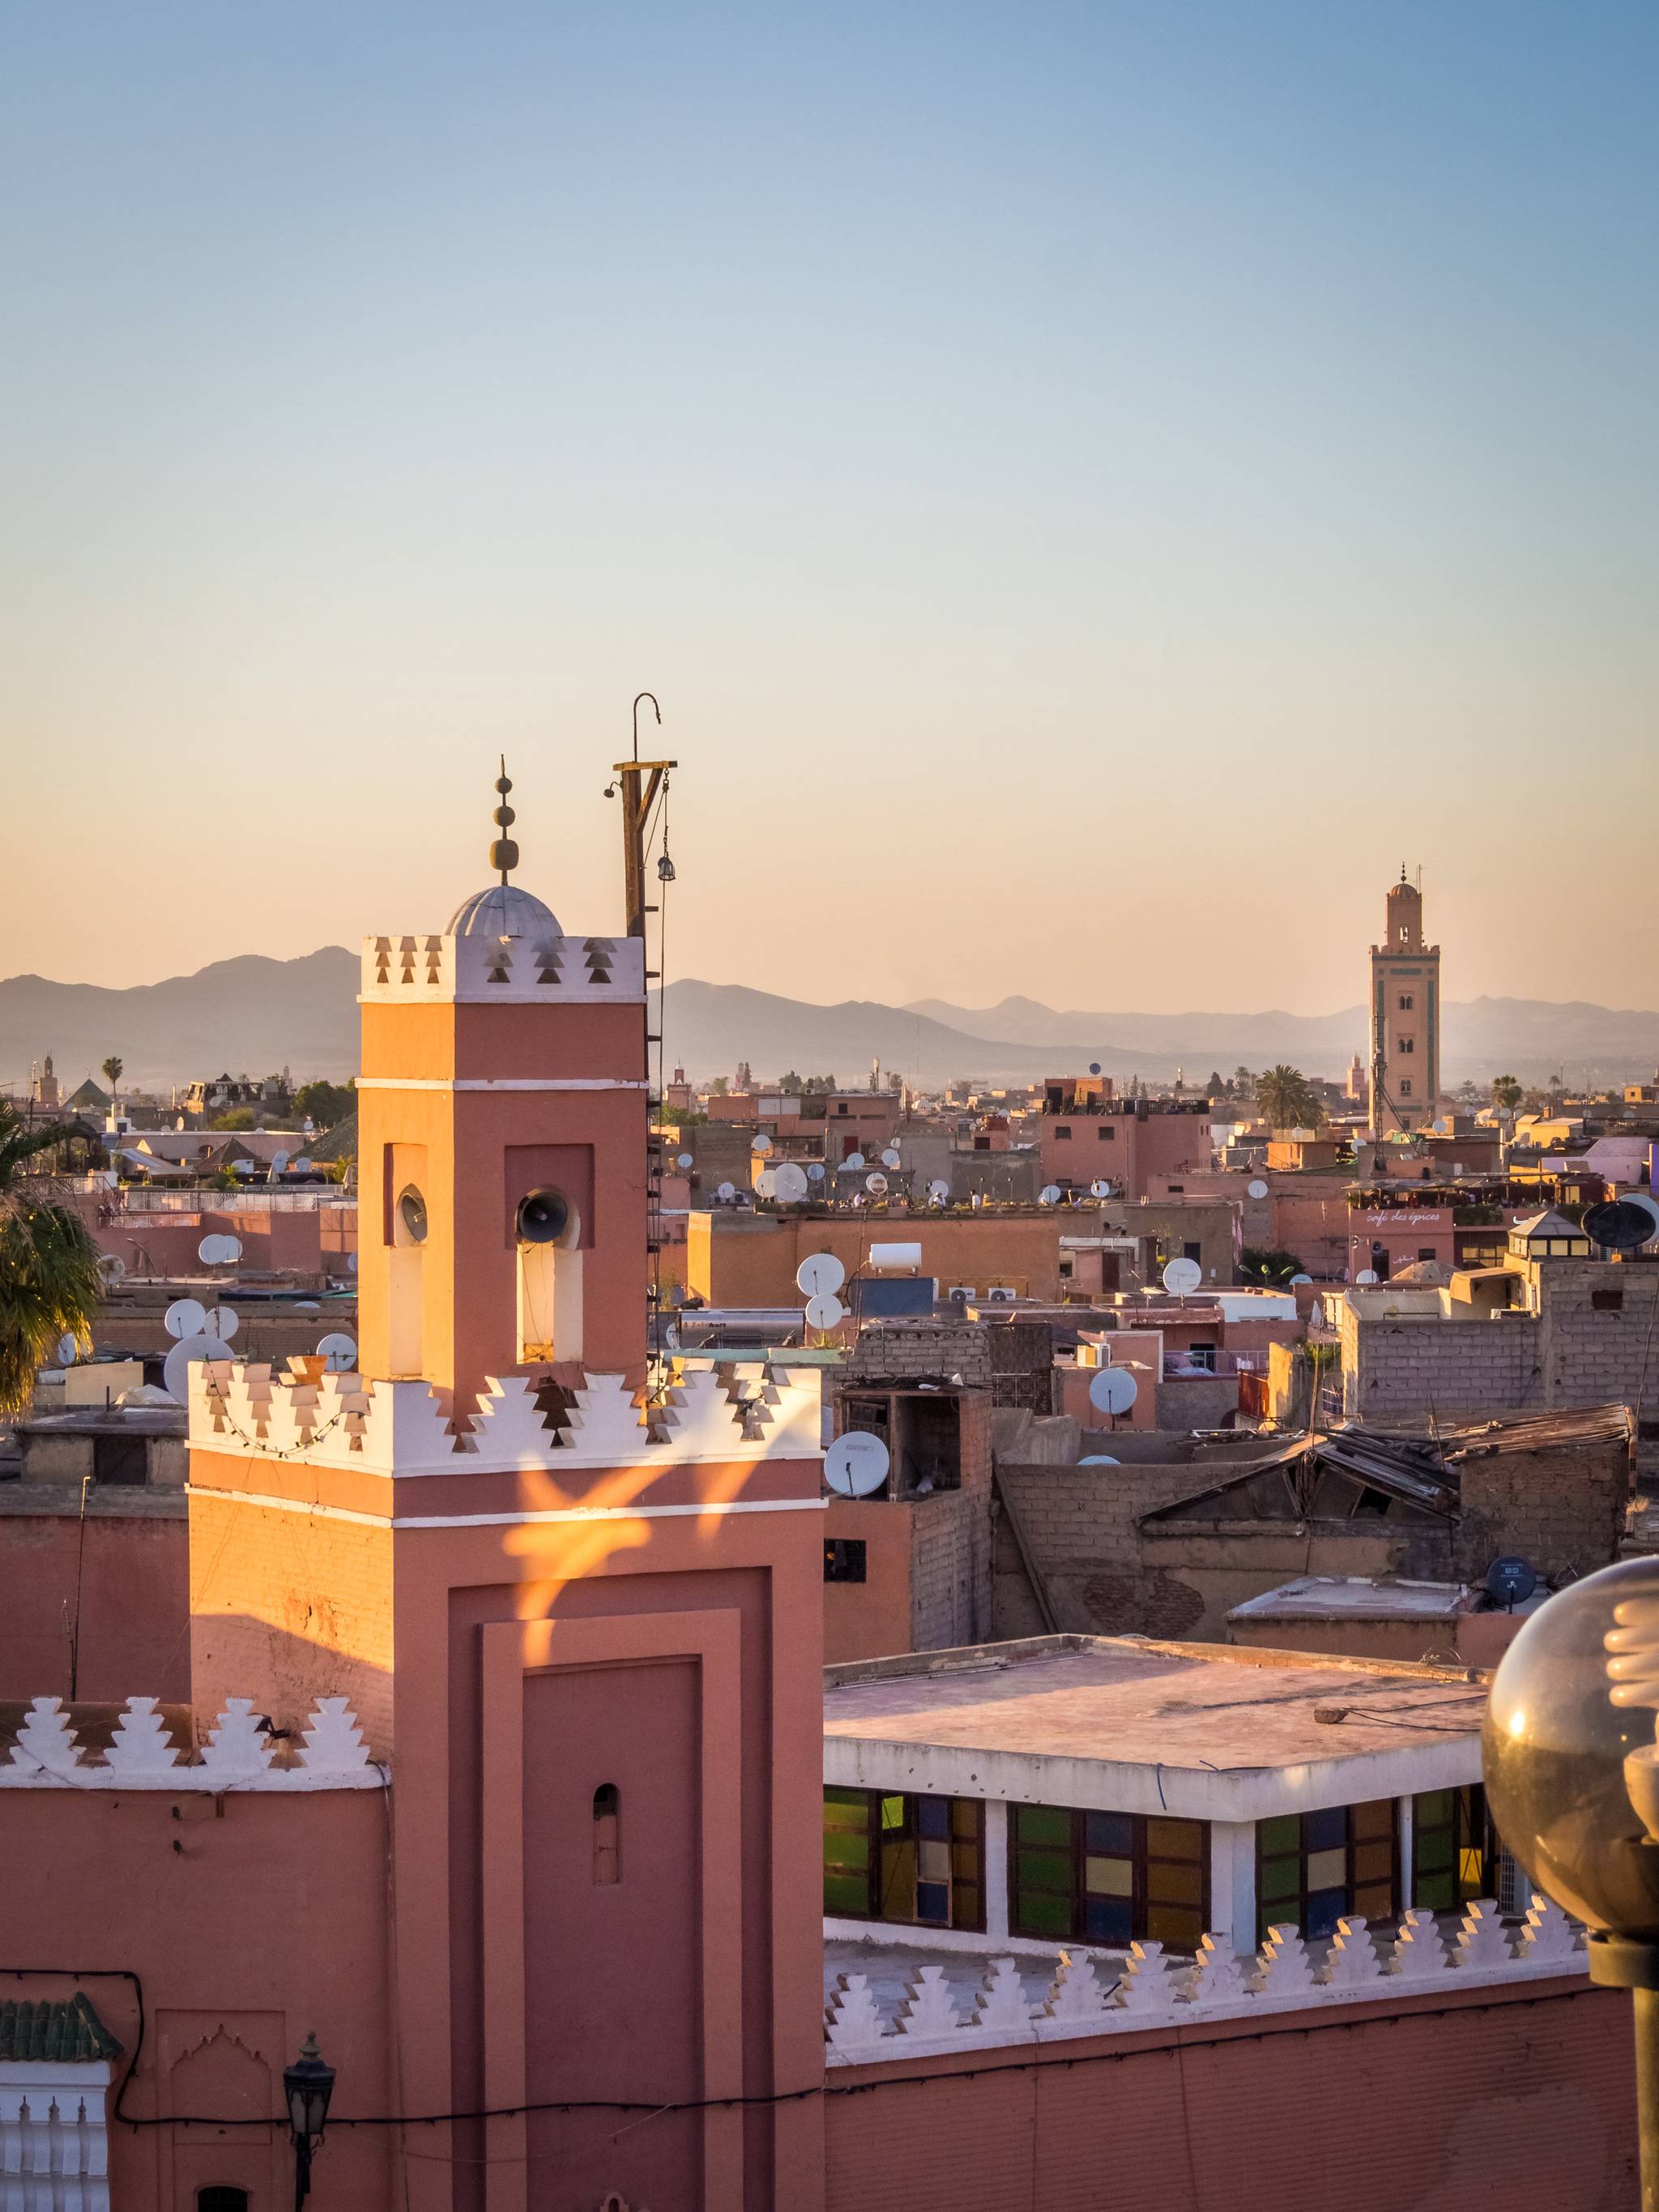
left=1260, top=1857, right=1301, bottom=1903
left=1415, top=1791, right=1452, bottom=1826
left=917, top=1796, right=950, bottom=1839
left=1306, top=1847, right=1347, bottom=1891
left=1016, top=1890, right=1072, bottom=1937
left=1017, top=1848, right=1073, bottom=1891
left=824, top=1830, right=869, bottom=1870
left=1147, top=1819, right=1202, bottom=1861
left=1353, top=1882, right=1392, bottom=1919
left=1352, top=1800, right=1393, bottom=1842
left=1414, top=1870, right=1455, bottom=1910
left=1083, top=1895, right=1133, bottom=1943
left=1352, top=1841, right=1393, bottom=1885
left=1084, top=1855, right=1132, bottom=1898
left=917, top=1881, right=950, bottom=1923
left=951, top=1800, right=979, bottom=1840
left=1085, top=1810, right=1135, bottom=1855
left=1304, top=1806, right=1346, bottom=1852
left=1259, top=1816, right=1299, bottom=1855
left=824, top=1872, right=868, bottom=1914
left=1146, top=1902, right=1203, bottom=1949
left=1017, top=1805, right=1071, bottom=1847
left=1306, top=1888, right=1347, bottom=1937
left=881, top=1796, right=906, bottom=1830
left=919, top=1838, right=951, bottom=1884
left=1415, top=1829, right=1453, bottom=1872
left=1147, top=1861, right=1203, bottom=1907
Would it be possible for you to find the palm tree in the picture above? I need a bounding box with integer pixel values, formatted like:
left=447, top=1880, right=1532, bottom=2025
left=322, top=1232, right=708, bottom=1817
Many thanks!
left=1256, top=1064, right=1320, bottom=1132
left=1491, top=1073, right=1524, bottom=1114
left=100, top=1057, right=123, bottom=1112
left=0, top=1104, right=104, bottom=1416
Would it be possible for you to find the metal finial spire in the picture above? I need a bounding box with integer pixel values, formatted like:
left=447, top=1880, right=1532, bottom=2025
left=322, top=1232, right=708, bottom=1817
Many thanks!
left=489, top=757, right=519, bottom=884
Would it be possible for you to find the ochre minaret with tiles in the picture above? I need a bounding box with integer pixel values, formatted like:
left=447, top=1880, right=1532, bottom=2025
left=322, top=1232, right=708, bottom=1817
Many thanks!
left=186, top=767, right=828, bottom=2212
left=1369, top=868, right=1440, bottom=1137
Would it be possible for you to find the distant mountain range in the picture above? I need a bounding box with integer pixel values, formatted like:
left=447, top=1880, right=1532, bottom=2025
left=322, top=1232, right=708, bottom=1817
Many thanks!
left=3, top=951, right=1656, bottom=1093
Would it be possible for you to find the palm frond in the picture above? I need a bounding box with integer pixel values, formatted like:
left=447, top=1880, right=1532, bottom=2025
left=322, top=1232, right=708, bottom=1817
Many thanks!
left=0, top=1196, right=104, bottom=1416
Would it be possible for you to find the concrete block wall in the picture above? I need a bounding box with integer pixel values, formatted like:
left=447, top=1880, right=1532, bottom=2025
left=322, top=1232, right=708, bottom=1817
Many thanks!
left=911, top=1393, right=993, bottom=1651
left=1454, top=1439, right=1629, bottom=1583
left=992, top=1462, right=1212, bottom=1640
left=847, top=1322, right=993, bottom=1388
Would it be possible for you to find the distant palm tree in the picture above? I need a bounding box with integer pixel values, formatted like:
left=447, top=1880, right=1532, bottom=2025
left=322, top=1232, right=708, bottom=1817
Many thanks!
left=1491, top=1073, right=1523, bottom=1113
left=100, top=1057, right=122, bottom=1111
left=0, top=1105, right=103, bottom=1416
left=1256, top=1064, right=1321, bottom=1132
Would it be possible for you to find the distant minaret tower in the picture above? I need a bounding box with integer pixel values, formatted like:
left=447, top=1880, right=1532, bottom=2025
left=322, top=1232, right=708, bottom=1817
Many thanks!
left=1368, top=867, right=1440, bottom=1135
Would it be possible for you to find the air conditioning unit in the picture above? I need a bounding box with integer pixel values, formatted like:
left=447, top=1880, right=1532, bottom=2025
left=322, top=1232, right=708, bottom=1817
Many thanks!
left=984, top=1287, right=1017, bottom=1305
left=948, top=1285, right=975, bottom=1305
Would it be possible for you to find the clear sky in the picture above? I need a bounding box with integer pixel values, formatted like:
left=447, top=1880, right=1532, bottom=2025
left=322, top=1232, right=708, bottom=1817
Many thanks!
left=3, top=2, right=1655, bottom=1014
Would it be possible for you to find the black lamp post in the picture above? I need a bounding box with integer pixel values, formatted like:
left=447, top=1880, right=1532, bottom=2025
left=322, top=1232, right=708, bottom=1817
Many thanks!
left=283, top=2032, right=336, bottom=2209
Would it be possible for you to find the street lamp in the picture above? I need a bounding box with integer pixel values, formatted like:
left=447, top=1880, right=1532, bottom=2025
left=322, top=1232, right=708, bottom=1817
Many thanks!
left=283, top=2032, right=336, bottom=2209
left=1483, top=1556, right=1659, bottom=2210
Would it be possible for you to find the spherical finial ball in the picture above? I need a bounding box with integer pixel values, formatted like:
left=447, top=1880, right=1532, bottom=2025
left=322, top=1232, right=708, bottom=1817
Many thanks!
left=493, top=801, right=515, bottom=830
left=496, top=773, right=513, bottom=795
left=1483, top=1556, right=1659, bottom=1937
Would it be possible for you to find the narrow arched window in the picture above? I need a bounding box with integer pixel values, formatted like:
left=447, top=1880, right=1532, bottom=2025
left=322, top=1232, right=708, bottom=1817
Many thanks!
left=593, top=1783, right=621, bottom=1884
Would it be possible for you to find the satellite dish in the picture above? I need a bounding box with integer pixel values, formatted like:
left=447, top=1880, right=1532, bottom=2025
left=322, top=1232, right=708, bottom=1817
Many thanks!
left=346, top=1251, right=359, bottom=1274
left=1090, top=1179, right=1112, bottom=1198
left=797, top=1252, right=847, bottom=1297
left=1078, top=1454, right=1120, bottom=1466
left=865, top=1171, right=889, bottom=1195
left=1290, top=1273, right=1313, bottom=1286
left=1485, top=1555, right=1538, bottom=1609
left=754, top=1168, right=778, bottom=1199
left=1089, top=1367, right=1138, bottom=1416
left=1247, top=1179, right=1269, bottom=1201
left=271, top=1151, right=291, bottom=1173
left=807, top=1163, right=825, bottom=1181
left=316, top=1332, right=358, bottom=1372
left=843, top=1152, right=865, bottom=1172
left=881, top=1147, right=901, bottom=1168
left=1356, top=1268, right=1380, bottom=1286
left=751, top=1134, right=774, bottom=1157
left=825, top=1432, right=890, bottom=1498
left=1624, top=1191, right=1659, bottom=1240
left=1089, top=1062, right=1102, bottom=1076
left=774, top=1162, right=809, bottom=1202
left=96, top=1252, right=126, bottom=1282
left=1162, top=1257, right=1203, bottom=1295
left=1584, top=1199, right=1657, bottom=1252
left=1039, top=1185, right=1062, bottom=1206
left=292, top=1157, right=312, bottom=1173
left=676, top=1151, right=693, bottom=1169
left=57, top=1334, right=79, bottom=1366
left=928, top=1179, right=951, bottom=1204
left=205, top=1306, right=240, bottom=1342
left=165, top=1297, right=208, bottom=1340
left=163, top=1333, right=224, bottom=1405
left=804, top=1292, right=847, bottom=1331
left=716, top=1181, right=737, bottom=1202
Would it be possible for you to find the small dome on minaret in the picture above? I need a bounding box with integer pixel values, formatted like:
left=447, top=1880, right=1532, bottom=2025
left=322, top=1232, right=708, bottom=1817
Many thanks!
left=445, top=758, right=562, bottom=937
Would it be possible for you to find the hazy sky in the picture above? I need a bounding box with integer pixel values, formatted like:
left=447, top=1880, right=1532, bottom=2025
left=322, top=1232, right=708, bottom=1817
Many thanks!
left=4, top=2, right=1656, bottom=1014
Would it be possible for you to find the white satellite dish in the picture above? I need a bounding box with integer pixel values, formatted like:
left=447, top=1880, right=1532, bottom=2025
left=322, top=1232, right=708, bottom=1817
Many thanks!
left=928, top=1179, right=951, bottom=1204
left=1247, top=1179, right=1269, bottom=1201
left=1089, top=1367, right=1139, bottom=1417
left=865, top=1171, right=889, bottom=1195
left=1090, top=1180, right=1112, bottom=1198
left=824, top=1431, right=890, bottom=1498
left=1356, top=1268, right=1380, bottom=1286
left=1290, top=1273, right=1313, bottom=1287
left=271, top=1151, right=291, bottom=1174
left=751, top=1134, right=774, bottom=1157
left=844, top=1152, right=865, bottom=1172
left=755, top=1168, right=779, bottom=1199
left=292, top=1157, right=312, bottom=1173
left=804, top=1292, right=847, bottom=1331
left=797, top=1252, right=847, bottom=1298
left=165, top=1297, right=208, bottom=1340
left=881, top=1147, right=901, bottom=1169
left=57, top=1334, right=79, bottom=1366
left=316, top=1332, right=358, bottom=1372
left=1039, top=1185, right=1062, bottom=1206
left=96, top=1252, right=126, bottom=1282
left=347, top=1250, right=359, bottom=1274
left=716, top=1181, right=736, bottom=1202
left=205, top=1306, right=240, bottom=1342
left=807, top=1162, right=825, bottom=1181
left=1162, top=1256, right=1203, bottom=1296
left=163, top=1333, right=224, bottom=1405
left=773, top=1161, right=809, bottom=1202
left=1078, top=1454, right=1121, bottom=1466
left=676, top=1151, right=693, bottom=1169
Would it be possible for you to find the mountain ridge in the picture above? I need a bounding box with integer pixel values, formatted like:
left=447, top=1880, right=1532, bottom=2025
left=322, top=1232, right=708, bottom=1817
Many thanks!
left=2, top=954, right=1655, bottom=1091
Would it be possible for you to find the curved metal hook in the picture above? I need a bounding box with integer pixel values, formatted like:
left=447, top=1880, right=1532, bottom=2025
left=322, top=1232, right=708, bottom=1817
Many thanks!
left=631, top=692, right=661, bottom=762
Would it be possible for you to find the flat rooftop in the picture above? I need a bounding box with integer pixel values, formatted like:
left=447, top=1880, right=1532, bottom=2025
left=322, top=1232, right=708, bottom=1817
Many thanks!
left=823, top=1635, right=1486, bottom=1821
left=1228, top=1576, right=1469, bottom=1622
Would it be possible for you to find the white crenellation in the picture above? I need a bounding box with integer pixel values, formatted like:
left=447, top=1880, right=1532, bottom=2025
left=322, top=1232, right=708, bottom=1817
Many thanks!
left=104, top=1697, right=180, bottom=1775
left=824, top=1898, right=1592, bottom=2065
left=1452, top=1899, right=1513, bottom=1970
left=186, top=1356, right=825, bottom=1475
left=297, top=1697, right=372, bottom=1775
left=0, top=1696, right=381, bottom=1792
left=893, top=1965, right=962, bottom=2040
left=0, top=2081, right=112, bottom=2212
left=199, top=1697, right=274, bottom=1779
left=359, top=929, right=644, bottom=1004
left=1387, top=1908, right=1448, bottom=1979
